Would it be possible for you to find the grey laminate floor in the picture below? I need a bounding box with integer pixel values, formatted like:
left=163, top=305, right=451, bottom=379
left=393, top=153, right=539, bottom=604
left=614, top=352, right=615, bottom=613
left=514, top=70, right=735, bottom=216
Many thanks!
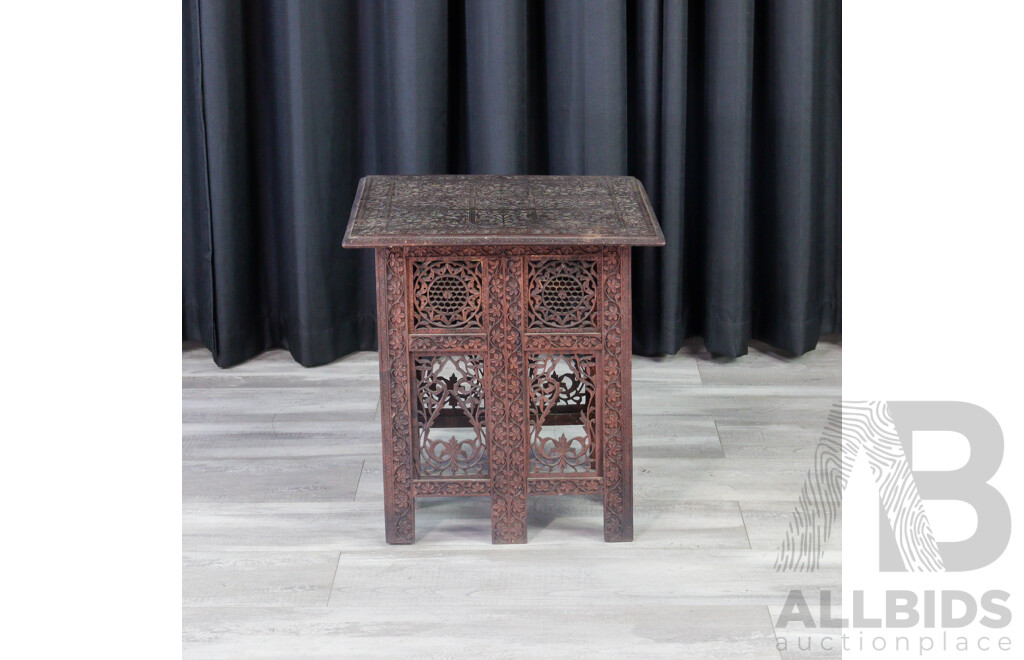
left=183, top=337, right=841, bottom=659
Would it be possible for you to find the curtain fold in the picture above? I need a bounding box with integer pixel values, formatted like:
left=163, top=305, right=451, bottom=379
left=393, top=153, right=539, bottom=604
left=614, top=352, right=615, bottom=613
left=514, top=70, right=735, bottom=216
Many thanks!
left=183, top=0, right=841, bottom=368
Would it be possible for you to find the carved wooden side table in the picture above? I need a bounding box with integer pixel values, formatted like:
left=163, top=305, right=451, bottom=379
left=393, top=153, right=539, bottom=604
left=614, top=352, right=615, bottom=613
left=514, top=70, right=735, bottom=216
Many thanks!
left=343, top=175, right=664, bottom=544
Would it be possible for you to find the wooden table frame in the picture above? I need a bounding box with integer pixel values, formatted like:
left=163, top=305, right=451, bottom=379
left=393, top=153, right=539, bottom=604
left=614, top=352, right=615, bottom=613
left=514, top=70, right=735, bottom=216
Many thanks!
left=345, top=176, right=663, bottom=544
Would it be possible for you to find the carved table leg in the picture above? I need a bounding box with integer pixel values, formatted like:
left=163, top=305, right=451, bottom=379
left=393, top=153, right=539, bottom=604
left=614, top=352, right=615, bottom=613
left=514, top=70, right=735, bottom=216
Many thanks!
left=602, top=247, right=634, bottom=542
left=487, top=255, right=528, bottom=544
left=377, top=248, right=415, bottom=544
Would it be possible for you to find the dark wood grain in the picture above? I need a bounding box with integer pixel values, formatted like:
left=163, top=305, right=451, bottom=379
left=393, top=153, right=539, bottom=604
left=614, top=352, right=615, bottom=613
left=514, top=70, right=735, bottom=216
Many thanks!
left=343, top=175, right=666, bottom=247
left=350, top=177, right=662, bottom=543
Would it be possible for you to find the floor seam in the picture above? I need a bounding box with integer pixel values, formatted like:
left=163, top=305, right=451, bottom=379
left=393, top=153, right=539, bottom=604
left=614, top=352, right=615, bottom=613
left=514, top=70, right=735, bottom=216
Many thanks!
left=326, top=551, right=342, bottom=607
left=352, top=459, right=365, bottom=501
left=712, top=419, right=727, bottom=458
left=737, top=501, right=753, bottom=550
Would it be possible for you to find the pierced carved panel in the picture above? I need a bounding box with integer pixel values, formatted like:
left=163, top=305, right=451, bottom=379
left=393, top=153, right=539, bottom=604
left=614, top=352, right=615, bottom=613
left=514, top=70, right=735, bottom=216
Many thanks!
left=527, top=258, right=598, bottom=330
left=528, top=354, right=598, bottom=475
left=411, top=259, right=483, bottom=331
left=413, top=355, right=487, bottom=478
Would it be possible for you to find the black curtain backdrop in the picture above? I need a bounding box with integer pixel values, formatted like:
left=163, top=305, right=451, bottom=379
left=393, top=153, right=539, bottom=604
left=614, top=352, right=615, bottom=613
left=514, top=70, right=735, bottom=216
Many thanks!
left=183, top=0, right=840, bottom=368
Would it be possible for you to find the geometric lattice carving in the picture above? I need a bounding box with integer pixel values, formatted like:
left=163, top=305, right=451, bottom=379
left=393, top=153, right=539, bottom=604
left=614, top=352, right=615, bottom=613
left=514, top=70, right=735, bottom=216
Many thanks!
left=413, top=354, right=487, bottom=478
left=528, top=353, right=598, bottom=474
left=412, top=259, right=483, bottom=330
left=527, top=258, right=598, bottom=330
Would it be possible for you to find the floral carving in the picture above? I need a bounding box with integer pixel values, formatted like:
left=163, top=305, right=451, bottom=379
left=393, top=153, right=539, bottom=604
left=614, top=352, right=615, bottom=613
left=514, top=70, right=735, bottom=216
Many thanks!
left=487, top=254, right=528, bottom=544
left=413, top=480, right=490, bottom=497
left=405, top=245, right=603, bottom=259
left=601, top=247, right=632, bottom=542
left=409, top=335, right=486, bottom=352
left=378, top=247, right=415, bottom=544
left=527, top=354, right=598, bottom=475
left=529, top=478, right=603, bottom=495
left=413, top=355, right=487, bottom=478
left=347, top=176, right=663, bottom=246
left=525, top=334, right=602, bottom=351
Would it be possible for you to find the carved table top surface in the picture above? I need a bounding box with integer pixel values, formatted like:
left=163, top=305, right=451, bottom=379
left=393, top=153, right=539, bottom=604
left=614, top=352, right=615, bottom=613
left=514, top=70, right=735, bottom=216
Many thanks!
left=343, top=175, right=665, bottom=247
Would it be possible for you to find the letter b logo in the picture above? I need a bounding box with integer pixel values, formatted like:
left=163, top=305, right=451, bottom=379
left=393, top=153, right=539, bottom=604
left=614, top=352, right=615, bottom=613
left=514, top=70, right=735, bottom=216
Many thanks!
left=884, top=402, right=1011, bottom=571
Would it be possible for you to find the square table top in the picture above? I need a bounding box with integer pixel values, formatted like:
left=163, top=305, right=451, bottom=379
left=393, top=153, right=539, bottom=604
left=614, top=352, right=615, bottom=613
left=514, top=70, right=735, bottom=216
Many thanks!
left=342, top=175, right=665, bottom=248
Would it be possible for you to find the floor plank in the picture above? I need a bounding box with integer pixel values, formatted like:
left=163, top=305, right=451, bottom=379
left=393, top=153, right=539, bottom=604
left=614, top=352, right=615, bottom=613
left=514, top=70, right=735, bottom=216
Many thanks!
left=183, top=604, right=781, bottom=659
left=183, top=551, right=340, bottom=607
left=741, top=500, right=842, bottom=552
left=327, top=546, right=839, bottom=605
left=183, top=457, right=364, bottom=503
left=717, top=422, right=832, bottom=459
